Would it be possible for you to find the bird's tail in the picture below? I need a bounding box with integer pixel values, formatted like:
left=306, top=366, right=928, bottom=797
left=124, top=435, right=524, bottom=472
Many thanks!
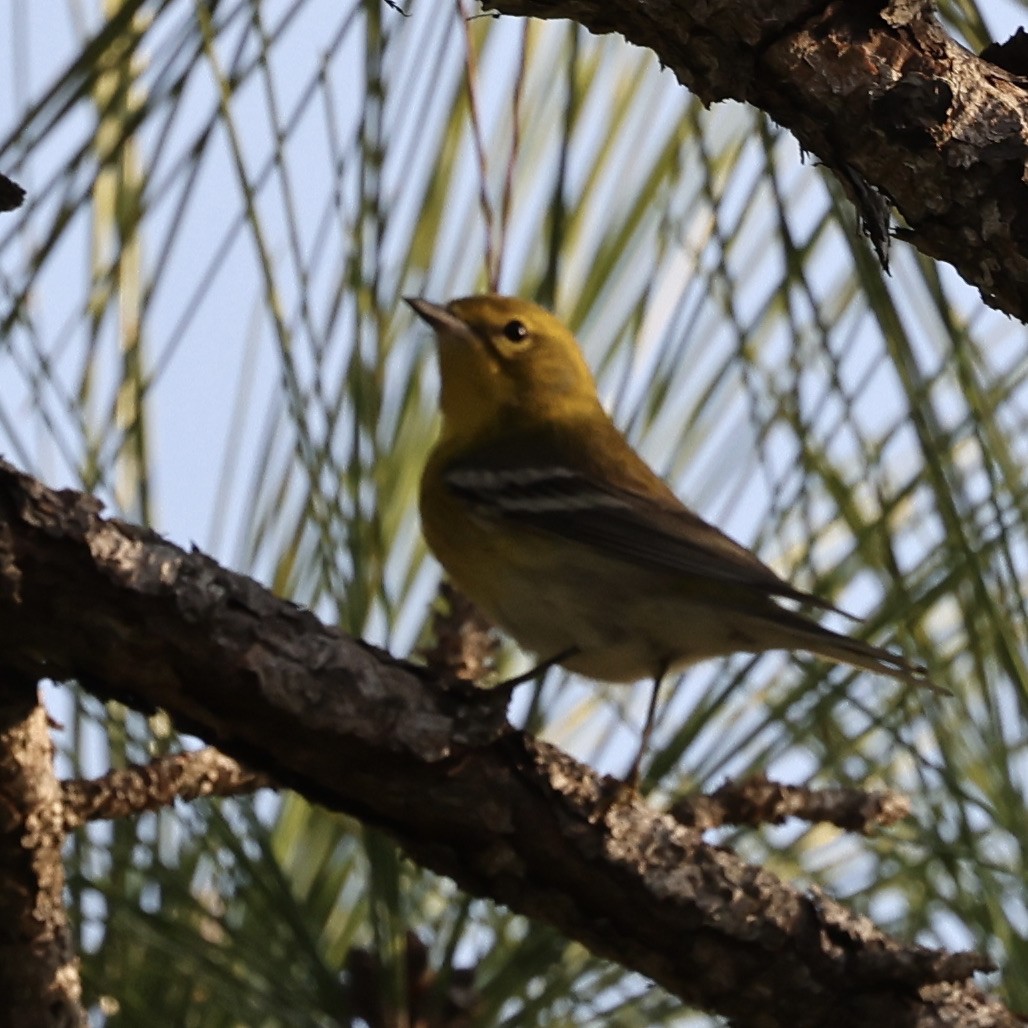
left=763, top=606, right=946, bottom=693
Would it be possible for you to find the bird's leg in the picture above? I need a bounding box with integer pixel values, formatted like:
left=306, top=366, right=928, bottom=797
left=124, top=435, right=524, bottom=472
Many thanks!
left=589, top=667, right=668, bottom=822
left=497, top=646, right=579, bottom=693
left=623, top=666, right=667, bottom=790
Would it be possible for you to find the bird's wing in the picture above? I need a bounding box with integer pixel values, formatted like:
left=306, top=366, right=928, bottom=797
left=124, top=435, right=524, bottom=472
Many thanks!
left=443, top=459, right=846, bottom=616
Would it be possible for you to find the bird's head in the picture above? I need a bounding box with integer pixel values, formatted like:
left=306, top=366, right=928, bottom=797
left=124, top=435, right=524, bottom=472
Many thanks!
left=406, top=294, right=600, bottom=440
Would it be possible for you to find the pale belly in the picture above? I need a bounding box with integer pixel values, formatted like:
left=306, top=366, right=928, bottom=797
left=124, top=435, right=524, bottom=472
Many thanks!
left=440, top=526, right=758, bottom=683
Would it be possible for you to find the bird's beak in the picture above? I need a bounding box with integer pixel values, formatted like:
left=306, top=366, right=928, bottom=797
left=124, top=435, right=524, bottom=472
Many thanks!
left=404, top=297, right=471, bottom=339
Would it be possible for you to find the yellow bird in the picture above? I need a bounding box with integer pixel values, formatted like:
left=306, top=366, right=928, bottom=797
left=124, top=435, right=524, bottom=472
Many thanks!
left=407, top=294, right=931, bottom=784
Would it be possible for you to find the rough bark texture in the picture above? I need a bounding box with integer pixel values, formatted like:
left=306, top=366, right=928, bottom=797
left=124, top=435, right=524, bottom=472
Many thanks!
left=60, top=747, right=270, bottom=831
left=670, top=772, right=912, bottom=833
left=484, top=0, right=1028, bottom=322
left=0, top=460, right=1015, bottom=1026
left=0, top=675, right=86, bottom=1028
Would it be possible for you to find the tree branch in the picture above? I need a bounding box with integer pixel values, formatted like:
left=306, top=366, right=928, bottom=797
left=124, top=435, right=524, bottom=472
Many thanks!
left=0, top=673, right=86, bottom=1027
left=484, top=0, right=1028, bottom=322
left=0, top=460, right=1013, bottom=1027
left=670, top=773, right=912, bottom=833
left=60, top=748, right=272, bottom=831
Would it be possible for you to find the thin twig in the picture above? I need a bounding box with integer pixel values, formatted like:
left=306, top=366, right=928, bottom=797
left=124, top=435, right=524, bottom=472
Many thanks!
left=538, top=28, right=578, bottom=309
left=457, top=0, right=500, bottom=289
left=670, top=773, right=911, bottom=834
left=494, top=21, right=528, bottom=291
left=61, top=747, right=273, bottom=830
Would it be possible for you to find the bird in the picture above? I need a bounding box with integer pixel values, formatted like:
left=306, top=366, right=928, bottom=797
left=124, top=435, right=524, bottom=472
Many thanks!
left=406, top=293, right=933, bottom=786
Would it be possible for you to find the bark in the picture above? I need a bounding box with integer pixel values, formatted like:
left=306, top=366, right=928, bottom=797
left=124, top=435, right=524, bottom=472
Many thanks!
left=59, top=748, right=270, bottom=832
left=0, top=459, right=1016, bottom=1026
left=670, top=772, right=912, bottom=833
left=0, top=673, right=86, bottom=1028
left=484, top=0, right=1028, bottom=322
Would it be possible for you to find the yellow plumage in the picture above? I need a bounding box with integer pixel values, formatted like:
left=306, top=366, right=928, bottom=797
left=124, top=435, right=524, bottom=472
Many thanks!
left=408, top=294, right=931, bottom=780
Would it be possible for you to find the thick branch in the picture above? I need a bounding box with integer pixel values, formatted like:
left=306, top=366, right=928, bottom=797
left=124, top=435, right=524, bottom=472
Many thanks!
left=0, top=460, right=1012, bottom=1027
left=0, top=674, right=85, bottom=1027
left=485, top=0, right=1028, bottom=321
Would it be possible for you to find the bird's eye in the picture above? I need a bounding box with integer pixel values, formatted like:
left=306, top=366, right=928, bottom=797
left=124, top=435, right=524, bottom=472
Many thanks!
left=502, top=319, right=529, bottom=343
